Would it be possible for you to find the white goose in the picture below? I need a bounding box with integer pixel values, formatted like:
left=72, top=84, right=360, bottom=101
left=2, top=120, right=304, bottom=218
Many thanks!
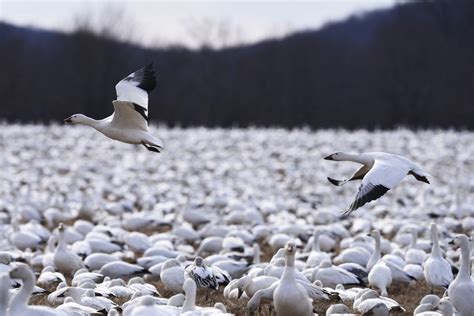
left=247, top=241, right=329, bottom=316
left=64, top=64, right=163, bottom=153
left=324, top=152, right=430, bottom=214
left=423, top=223, right=453, bottom=291
left=367, top=230, right=415, bottom=284
left=54, top=223, right=84, bottom=277
left=305, top=229, right=331, bottom=268
left=8, top=263, right=61, bottom=316
left=447, top=234, right=474, bottom=316
left=184, top=256, right=219, bottom=301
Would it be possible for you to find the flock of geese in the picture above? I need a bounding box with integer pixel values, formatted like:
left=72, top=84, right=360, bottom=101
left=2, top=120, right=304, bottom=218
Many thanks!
left=0, top=65, right=473, bottom=315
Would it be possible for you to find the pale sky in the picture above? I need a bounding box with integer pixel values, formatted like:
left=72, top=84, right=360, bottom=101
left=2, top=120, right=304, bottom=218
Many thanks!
left=0, top=0, right=397, bottom=48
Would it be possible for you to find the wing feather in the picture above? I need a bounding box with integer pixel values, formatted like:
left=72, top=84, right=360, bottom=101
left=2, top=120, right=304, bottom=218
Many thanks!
left=110, top=101, right=148, bottom=131
left=345, top=161, right=408, bottom=215
left=115, top=64, right=157, bottom=112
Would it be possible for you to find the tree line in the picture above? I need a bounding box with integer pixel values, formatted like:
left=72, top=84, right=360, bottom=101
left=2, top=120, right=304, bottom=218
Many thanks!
left=0, top=0, right=473, bottom=129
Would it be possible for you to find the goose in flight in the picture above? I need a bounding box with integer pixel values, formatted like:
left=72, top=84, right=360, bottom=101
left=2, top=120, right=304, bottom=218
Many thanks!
left=324, top=152, right=430, bottom=215
left=64, top=64, right=163, bottom=153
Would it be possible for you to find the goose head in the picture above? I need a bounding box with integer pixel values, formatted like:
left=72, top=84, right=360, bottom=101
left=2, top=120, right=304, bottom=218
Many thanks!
left=324, top=152, right=343, bottom=161
left=437, top=297, right=453, bottom=314
left=284, top=241, right=296, bottom=256
left=367, top=230, right=380, bottom=239
left=63, top=114, right=88, bottom=125
left=194, top=256, right=203, bottom=267
left=237, top=275, right=251, bottom=298
left=9, top=263, right=32, bottom=280
left=58, top=223, right=65, bottom=233
left=448, top=234, right=469, bottom=247
left=0, top=252, right=12, bottom=265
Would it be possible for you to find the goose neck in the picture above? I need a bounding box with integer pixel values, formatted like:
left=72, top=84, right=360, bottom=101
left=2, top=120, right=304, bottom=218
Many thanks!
left=81, top=116, right=102, bottom=130
left=0, top=274, right=9, bottom=314
left=431, top=231, right=442, bottom=258
left=312, top=232, right=321, bottom=252
left=282, top=254, right=296, bottom=281
left=182, top=287, right=196, bottom=312
left=457, top=238, right=471, bottom=280
left=339, top=153, right=372, bottom=165
left=10, top=269, right=35, bottom=311
left=367, top=235, right=381, bottom=270
left=57, top=231, right=67, bottom=250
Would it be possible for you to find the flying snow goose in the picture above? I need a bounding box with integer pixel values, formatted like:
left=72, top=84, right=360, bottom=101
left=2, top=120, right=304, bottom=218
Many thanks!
left=423, top=223, right=453, bottom=291
left=64, top=64, right=164, bottom=153
left=447, top=234, right=474, bottom=316
left=324, top=152, right=430, bottom=214
left=9, top=263, right=61, bottom=316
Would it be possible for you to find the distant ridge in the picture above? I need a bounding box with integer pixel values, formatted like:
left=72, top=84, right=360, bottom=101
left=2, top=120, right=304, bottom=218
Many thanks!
left=1, top=0, right=473, bottom=129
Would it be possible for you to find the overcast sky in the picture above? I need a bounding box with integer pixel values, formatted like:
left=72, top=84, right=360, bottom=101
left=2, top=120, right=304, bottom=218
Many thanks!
left=1, top=0, right=397, bottom=48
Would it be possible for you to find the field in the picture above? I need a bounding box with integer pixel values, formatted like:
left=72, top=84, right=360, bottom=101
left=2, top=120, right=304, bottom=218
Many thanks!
left=1, top=125, right=473, bottom=315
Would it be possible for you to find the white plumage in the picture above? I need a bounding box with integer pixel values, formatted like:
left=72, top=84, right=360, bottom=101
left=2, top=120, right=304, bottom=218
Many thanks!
left=64, top=64, right=163, bottom=153
left=325, top=152, right=430, bottom=214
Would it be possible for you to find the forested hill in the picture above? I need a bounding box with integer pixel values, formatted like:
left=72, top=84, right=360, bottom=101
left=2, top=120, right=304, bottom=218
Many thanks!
left=1, top=0, right=473, bottom=129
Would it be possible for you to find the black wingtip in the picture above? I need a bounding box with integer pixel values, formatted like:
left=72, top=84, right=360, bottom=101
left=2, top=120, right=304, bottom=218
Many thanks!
left=327, top=177, right=345, bottom=186
left=138, top=63, right=157, bottom=93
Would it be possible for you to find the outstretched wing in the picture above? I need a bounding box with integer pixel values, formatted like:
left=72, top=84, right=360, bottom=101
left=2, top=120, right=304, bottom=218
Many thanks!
left=110, top=101, right=148, bottom=131
left=115, top=63, right=157, bottom=119
left=345, top=161, right=408, bottom=215
left=328, top=164, right=371, bottom=186
left=111, top=64, right=157, bottom=131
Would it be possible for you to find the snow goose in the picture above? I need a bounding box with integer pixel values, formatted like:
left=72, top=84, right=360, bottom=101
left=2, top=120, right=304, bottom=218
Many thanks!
left=367, top=230, right=415, bottom=284
left=305, top=228, right=331, bottom=268
left=234, top=275, right=278, bottom=298
left=61, top=287, right=117, bottom=312
left=248, top=241, right=329, bottom=316
left=185, top=256, right=218, bottom=292
left=55, top=296, right=99, bottom=315
left=9, top=263, right=61, bottom=315
left=414, top=294, right=440, bottom=314
left=10, top=219, right=42, bottom=250
left=64, top=64, right=163, bottom=153
left=37, top=266, right=65, bottom=288
left=84, top=253, right=120, bottom=270
left=354, top=289, right=405, bottom=314
left=436, top=297, right=454, bottom=316
left=160, top=258, right=185, bottom=293
left=128, top=277, right=160, bottom=297
left=447, top=234, right=474, bottom=316
left=424, top=223, right=453, bottom=291
left=324, top=152, right=429, bottom=214
left=54, top=223, right=84, bottom=277
left=312, top=260, right=362, bottom=288
left=127, top=295, right=179, bottom=316
left=325, top=303, right=354, bottom=315
left=405, top=228, right=426, bottom=265
left=99, top=261, right=145, bottom=278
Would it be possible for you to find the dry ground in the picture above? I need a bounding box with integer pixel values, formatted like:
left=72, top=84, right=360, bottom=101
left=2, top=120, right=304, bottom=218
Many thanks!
left=27, top=242, right=445, bottom=316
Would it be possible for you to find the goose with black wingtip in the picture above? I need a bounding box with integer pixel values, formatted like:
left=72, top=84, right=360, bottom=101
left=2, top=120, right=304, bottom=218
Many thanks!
left=324, top=152, right=430, bottom=214
left=64, top=64, right=164, bottom=153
